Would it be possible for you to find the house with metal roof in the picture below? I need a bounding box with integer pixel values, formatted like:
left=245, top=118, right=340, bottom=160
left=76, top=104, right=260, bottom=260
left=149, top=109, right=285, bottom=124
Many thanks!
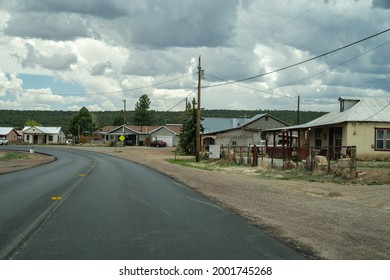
left=264, top=97, right=390, bottom=160
left=22, top=126, right=66, bottom=144
left=201, top=113, right=288, bottom=149
left=0, top=127, right=20, bottom=143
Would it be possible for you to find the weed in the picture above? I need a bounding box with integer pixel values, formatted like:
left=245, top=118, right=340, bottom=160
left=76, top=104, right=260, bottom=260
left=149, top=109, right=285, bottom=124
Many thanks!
left=0, top=151, right=29, bottom=161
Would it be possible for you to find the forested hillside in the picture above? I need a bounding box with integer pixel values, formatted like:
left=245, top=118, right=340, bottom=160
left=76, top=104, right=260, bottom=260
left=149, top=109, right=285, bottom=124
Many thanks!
left=0, top=109, right=326, bottom=135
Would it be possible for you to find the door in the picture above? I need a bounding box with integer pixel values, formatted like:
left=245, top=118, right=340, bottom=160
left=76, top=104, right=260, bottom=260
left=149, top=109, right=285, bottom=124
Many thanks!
left=328, top=127, right=342, bottom=159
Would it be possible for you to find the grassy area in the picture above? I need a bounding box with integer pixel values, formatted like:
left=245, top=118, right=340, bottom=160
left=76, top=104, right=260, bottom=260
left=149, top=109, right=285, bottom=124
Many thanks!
left=0, top=151, right=30, bottom=161
left=167, top=158, right=390, bottom=185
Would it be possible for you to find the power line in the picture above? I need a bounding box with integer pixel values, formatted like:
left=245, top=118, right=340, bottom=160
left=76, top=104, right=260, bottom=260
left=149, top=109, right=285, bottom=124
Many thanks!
left=202, top=28, right=390, bottom=89
left=166, top=87, right=198, bottom=112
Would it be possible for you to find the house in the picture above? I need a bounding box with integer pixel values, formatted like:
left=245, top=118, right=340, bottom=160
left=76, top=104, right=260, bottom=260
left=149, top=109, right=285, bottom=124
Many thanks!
left=0, top=127, right=20, bottom=142
left=149, top=125, right=182, bottom=147
left=94, top=124, right=182, bottom=147
left=22, top=126, right=66, bottom=144
left=201, top=113, right=288, bottom=149
left=264, top=97, right=390, bottom=160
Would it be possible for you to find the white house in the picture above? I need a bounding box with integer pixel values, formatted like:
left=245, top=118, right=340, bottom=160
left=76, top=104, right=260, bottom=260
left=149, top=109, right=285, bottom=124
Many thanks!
left=22, top=126, right=66, bottom=144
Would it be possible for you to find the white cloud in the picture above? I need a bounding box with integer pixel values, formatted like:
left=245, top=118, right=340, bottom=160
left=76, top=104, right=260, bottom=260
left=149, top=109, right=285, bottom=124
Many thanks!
left=0, top=0, right=389, bottom=113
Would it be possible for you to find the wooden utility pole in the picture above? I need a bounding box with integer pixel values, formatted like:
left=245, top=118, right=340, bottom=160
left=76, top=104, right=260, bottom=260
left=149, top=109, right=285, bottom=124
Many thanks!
left=196, top=56, right=202, bottom=162
left=297, top=95, right=300, bottom=125
left=123, top=99, right=126, bottom=146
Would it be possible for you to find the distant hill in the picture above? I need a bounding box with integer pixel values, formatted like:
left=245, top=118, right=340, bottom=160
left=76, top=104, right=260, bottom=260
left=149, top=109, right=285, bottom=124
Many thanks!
left=0, top=109, right=326, bottom=135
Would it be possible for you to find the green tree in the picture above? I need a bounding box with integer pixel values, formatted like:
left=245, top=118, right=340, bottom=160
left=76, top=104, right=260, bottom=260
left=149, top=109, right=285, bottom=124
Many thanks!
left=179, top=98, right=203, bottom=154
left=133, top=94, right=154, bottom=125
left=112, top=114, right=124, bottom=126
left=68, top=107, right=96, bottom=136
left=25, top=119, right=42, bottom=126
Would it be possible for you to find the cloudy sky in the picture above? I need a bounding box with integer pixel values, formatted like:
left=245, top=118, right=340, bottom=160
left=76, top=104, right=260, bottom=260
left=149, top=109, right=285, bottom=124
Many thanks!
left=0, top=0, right=389, bottom=112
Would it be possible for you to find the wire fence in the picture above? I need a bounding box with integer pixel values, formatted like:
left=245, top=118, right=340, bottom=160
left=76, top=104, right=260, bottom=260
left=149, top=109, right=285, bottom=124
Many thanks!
left=203, top=145, right=357, bottom=178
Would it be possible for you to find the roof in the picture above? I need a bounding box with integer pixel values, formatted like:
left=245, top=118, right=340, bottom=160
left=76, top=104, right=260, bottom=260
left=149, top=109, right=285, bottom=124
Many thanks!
left=22, top=126, right=63, bottom=134
left=106, top=124, right=182, bottom=135
left=0, top=127, right=15, bottom=135
left=266, top=97, right=390, bottom=131
left=93, top=126, right=118, bottom=134
left=202, top=114, right=268, bottom=134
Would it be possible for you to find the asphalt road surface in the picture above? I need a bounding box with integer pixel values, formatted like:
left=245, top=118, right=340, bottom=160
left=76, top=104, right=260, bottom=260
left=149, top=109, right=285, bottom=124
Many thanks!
left=0, top=147, right=305, bottom=260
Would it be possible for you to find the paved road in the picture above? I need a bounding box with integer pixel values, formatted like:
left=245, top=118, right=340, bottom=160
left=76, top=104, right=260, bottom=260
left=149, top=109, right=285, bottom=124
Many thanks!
left=0, top=147, right=305, bottom=260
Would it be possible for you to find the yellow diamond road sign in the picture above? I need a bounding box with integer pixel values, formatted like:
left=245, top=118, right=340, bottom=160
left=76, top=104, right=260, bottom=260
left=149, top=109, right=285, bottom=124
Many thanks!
left=119, top=135, right=125, bottom=142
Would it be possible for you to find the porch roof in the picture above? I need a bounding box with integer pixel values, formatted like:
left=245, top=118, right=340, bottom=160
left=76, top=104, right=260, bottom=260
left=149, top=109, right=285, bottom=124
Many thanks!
left=265, top=97, right=390, bottom=132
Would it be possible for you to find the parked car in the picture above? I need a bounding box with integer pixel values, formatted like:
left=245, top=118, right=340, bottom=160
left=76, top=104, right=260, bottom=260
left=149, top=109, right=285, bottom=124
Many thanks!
left=125, top=139, right=134, bottom=146
left=0, top=138, right=9, bottom=145
left=150, top=140, right=166, bottom=147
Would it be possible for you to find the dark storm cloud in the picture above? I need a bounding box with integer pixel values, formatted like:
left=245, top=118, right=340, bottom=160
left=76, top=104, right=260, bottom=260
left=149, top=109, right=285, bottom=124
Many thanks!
left=372, top=0, right=390, bottom=9
left=7, top=0, right=128, bottom=19
left=126, top=0, right=237, bottom=48
left=4, top=12, right=89, bottom=40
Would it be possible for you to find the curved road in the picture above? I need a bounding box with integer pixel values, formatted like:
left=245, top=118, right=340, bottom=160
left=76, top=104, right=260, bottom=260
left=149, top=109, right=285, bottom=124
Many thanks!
left=0, top=147, right=305, bottom=260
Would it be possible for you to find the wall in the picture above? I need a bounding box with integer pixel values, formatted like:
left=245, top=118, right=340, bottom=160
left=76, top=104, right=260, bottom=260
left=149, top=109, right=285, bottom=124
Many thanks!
left=215, top=129, right=258, bottom=147
left=346, top=122, right=390, bottom=160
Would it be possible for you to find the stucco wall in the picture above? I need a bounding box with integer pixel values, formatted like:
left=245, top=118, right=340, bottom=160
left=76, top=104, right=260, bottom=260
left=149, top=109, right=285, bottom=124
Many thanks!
left=307, top=122, right=390, bottom=160
left=215, top=129, right=260, bottom=147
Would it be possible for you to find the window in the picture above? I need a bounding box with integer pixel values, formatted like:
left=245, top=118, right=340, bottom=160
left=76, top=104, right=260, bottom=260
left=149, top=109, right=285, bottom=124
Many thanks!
left=232, top=141, right=237, bottom=146
left=315, top=129, right=322, bottom=147
left=376, top=129, right=390, bottom=151
left=49, top=136, right=53, bottom=141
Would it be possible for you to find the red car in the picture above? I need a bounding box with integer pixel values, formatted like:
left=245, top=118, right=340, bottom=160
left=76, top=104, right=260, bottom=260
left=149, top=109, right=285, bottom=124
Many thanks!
left=150, top=140, right=167, bottom=147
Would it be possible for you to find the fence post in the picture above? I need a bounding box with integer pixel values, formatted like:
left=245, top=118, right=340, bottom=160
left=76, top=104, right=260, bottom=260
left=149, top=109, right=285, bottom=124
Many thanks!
left=350, top=146, right=357, bottom=178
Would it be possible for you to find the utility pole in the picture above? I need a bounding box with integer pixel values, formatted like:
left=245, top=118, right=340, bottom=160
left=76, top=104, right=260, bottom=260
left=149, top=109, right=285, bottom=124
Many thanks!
left=123, top=99, right=126, bottom=146
left=297, top=95, right=300, bottom=125
left=196, top=56, right=202, bottom=162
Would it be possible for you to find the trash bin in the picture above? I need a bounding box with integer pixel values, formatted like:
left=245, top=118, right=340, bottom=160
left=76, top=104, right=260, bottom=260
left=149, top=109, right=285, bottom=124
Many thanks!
left=138, top=141, right=143, bottom=146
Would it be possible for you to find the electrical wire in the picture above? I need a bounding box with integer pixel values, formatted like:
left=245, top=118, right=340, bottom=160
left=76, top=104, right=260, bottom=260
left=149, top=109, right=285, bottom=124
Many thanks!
left=166, top=87, right=198, bottom=112
left=202, top=28, right=390, bottom=89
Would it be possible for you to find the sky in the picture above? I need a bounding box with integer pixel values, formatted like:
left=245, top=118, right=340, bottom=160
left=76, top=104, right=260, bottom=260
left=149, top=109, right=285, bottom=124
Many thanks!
left=0, top=0, right=389, bottom=112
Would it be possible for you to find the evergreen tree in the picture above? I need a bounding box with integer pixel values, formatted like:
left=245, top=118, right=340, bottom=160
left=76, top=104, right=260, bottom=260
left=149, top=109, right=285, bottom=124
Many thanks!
left=68, top=107, right=96, bottom=136
left=179, top=98, right=203, bottom=154
left=113, top=115, right=124, bottom=126
left=133, top=94, right=154, bottom=125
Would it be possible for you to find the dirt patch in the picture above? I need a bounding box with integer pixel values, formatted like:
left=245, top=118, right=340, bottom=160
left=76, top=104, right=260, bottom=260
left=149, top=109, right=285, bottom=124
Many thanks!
left=0, top=150, right=55, bottom=174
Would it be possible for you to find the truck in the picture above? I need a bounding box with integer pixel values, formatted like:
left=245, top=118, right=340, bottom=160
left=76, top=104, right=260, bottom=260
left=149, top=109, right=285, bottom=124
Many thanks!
left=0, top=138, right=9, bottom=145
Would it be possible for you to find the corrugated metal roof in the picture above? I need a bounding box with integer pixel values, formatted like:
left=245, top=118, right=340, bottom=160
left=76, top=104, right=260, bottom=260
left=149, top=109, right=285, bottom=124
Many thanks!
left=202, top=114, right=267, bottom=133
left=0, top=127, right=14, bottom=135
left=266, top=97, right=390, bottom=131
left=22, top=126, right=62, bottom=134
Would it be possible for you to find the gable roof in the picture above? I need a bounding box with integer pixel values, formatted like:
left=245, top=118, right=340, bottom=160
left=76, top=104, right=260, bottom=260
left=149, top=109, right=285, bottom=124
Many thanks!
left=266, top=97, right=390, bottom=132
left=22, top=126, right=63, bottom=134
left=0, top=127, right=16, bottom=135
left=202, top=113, right=286, bottom=134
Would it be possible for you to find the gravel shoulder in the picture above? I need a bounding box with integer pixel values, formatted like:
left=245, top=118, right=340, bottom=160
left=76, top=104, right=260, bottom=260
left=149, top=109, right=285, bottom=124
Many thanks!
left=2, top=146, right=389, bottom=260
